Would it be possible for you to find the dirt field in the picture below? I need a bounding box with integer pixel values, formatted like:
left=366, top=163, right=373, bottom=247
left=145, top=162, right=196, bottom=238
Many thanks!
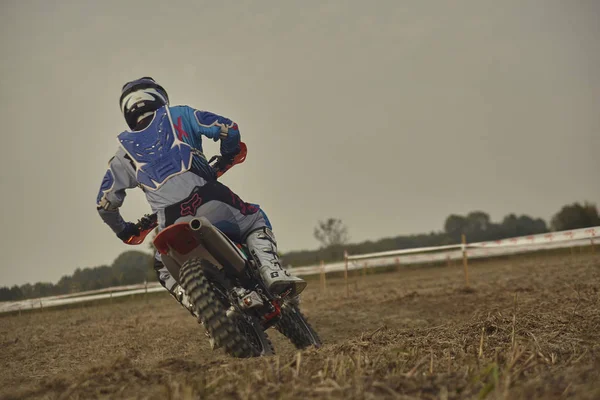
left=1, top=253, right=599, bottom=399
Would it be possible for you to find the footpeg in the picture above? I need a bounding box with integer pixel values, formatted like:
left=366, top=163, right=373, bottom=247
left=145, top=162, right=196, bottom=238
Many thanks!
left=238, top=291, right=264, bottom=310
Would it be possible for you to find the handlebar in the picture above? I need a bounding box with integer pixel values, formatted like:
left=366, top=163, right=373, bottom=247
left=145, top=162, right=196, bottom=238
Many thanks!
left=208, top=142, right=247, bottom=178
left=125, top=213, right=158, bottom=245
left=124, top=141, right=248, bottom=245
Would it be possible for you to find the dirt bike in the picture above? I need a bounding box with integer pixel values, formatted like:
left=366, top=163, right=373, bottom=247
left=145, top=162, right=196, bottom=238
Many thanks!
left=126, top=142, right=321, bottom=358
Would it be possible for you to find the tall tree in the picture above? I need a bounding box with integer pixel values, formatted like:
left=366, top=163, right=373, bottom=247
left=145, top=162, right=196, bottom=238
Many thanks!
left=500, top=214, right=548, bottom=237
left=313, top=218, right=349, bottom=248
left=444, top=214, right=467, bottom=240
left=9, top=285, right=23, bottom=301
left=465, top=211, right=492, bottom=240
left=112, top=251, right=154, bottom=285
left=0, top=287, right=12, bottom=301
left=550, top=202, right=600, bottom=231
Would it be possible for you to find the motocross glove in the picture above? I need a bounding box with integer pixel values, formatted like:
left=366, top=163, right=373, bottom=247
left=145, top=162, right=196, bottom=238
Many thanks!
left=212, top=151, right=239, bottom=174
left=117, top=222, right=140, bottom=242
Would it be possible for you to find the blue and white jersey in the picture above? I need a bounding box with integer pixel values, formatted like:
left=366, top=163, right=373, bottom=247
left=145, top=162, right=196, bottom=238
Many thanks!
left=96, top=105, right=241, bottom=234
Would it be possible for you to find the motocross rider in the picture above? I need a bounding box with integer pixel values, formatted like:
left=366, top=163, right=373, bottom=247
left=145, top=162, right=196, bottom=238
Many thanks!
left=96, top=76, right=306, bottom=316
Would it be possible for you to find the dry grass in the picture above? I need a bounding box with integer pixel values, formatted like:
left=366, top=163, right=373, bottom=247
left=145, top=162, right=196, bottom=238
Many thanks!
left=1, top=253, right=599, bottom=399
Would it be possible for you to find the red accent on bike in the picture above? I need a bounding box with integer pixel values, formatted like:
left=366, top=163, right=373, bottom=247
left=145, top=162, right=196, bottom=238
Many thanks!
left=125, top=226, right=156, bottom=245
left=263, top=300, right=281, bottom=322
left=153, top=222, right=199, bottom=255
left=124, top=214, right=158, bottom=246
left=216, top=142, right=248, bottom=178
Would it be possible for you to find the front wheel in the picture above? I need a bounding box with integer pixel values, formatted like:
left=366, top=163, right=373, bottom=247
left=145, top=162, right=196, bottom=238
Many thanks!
left=275, top=302, right=322, bottom=349
left=179, top=258, right=274, bottom=358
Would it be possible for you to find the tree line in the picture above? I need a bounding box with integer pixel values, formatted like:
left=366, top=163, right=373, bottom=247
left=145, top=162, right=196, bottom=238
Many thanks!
left=1, top=201, right=598, bottom=302
left=0, top=251, right=155, bottom=302
left=282, top=201, right=600, bottom=266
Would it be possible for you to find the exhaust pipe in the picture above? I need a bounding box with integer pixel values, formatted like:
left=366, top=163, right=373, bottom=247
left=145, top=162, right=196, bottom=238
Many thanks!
left=190, top=218, right=202, bottom=231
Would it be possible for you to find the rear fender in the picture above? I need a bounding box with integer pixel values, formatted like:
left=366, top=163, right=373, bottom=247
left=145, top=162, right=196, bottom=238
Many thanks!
left=153, top=217, right=248, bottom=283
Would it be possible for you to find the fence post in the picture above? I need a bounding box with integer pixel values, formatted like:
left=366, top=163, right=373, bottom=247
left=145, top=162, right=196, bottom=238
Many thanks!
left=144, top=280, right=148, bottom=304
left=344, top=251, right=349, bottom=297
left=320, top=260, right=327, bottom=294
left=462, top=234, right=470, bottom=288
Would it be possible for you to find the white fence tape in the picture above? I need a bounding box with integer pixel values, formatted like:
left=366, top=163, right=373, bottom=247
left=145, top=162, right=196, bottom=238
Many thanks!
left=346, top=226, right=598, bottom=260
left=468, top=226, right=597, bottom=249
left=0, top=284, right=166, bottom=314
left=42, top=282, right=164, bottom=300
left=1, top=226, right=597, bottom=314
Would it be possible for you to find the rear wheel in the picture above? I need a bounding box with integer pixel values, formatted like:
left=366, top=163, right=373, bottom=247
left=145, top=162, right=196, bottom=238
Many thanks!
left=275, top=302, right=322, bottom=349
left=179, top=258, right=274, bottom=358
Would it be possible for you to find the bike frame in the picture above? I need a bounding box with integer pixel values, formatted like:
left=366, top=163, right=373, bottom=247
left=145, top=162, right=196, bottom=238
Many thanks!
left=154, top=217, right=282, bottom=328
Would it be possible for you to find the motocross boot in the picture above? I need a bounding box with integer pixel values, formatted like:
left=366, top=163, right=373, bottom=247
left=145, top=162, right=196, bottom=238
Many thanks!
left=246, top=227, right=307, bottom=296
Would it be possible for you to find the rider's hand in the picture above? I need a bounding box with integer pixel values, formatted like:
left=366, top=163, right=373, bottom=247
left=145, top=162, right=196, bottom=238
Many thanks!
left=212, top=152, right=236, bottom=174
left=117, top=222, right=140, bottom=242
left=138, top=214, right=157, bottom=230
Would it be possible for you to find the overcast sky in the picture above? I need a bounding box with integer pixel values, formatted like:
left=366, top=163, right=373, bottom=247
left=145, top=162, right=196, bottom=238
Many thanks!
left=1, top=0, right=598, bottom=287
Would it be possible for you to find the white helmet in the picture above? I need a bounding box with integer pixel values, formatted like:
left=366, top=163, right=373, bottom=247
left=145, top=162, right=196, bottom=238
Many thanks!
left=119, top=76, right=169, bottom=129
